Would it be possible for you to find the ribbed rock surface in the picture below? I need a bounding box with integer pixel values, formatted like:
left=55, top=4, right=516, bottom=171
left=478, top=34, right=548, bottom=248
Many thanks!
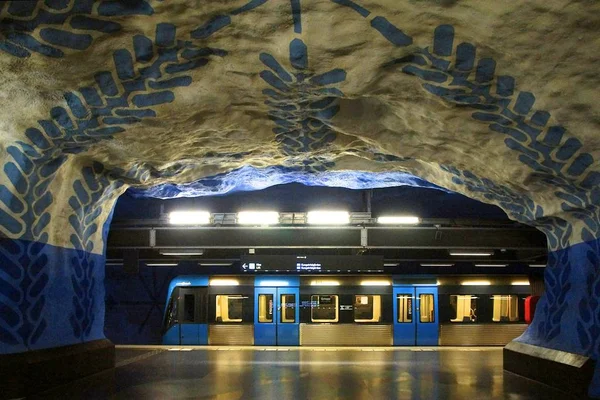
left=0, top=0, right=598, bottom=250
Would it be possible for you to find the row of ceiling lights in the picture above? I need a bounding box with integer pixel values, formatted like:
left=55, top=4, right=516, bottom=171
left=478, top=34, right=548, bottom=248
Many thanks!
left=168, top=211, right=421, bottom=226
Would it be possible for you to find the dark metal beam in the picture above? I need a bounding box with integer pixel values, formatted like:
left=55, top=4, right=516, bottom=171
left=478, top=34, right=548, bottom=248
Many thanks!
left=107, top=225, right=547, bottom=250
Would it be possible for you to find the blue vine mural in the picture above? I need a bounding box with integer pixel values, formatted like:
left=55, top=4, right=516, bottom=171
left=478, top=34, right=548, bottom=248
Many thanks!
left=0, top=239, right=49, bottom=351
left=0, top=21, right=226, bottom=242
left=68, top=162, right=123, bottom=340
left=0, top=0, right=153, bottom=58
left=260, top=38, right=346, bottom=172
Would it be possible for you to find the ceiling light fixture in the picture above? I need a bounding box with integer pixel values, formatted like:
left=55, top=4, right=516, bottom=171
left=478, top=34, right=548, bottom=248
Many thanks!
left=420, top=263, right=455, bottom=267
left=146, top=263, right=178, bottom=267
left=198, top=262, right=234, bottom=267
left=377, top=216, right=421, bottom=225
left=307, top=211, right=350, bottom=225
left=160, top=249, right=204, bottom=256
left=449, top=251, right=493, bottom=257
left=168, top=211, right=210, bottom=225
left=474, top=264, right=508, bottom=268
left=237, top=211, right=279, bottom=225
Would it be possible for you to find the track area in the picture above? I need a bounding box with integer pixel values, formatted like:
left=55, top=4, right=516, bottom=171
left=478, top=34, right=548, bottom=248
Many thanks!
left=33, top=346, right=574, bottom=399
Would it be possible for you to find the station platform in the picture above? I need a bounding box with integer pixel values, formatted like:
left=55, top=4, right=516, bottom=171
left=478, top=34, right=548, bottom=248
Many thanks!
left=32, top=346, right=575, bottom=399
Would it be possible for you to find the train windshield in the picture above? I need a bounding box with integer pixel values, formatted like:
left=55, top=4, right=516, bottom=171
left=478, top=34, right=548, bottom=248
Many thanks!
left=163, top=289, right=179, bottom=332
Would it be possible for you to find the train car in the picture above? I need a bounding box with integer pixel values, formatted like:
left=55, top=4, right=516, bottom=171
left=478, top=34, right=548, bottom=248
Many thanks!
left=162, top=275, right=530, bottom=346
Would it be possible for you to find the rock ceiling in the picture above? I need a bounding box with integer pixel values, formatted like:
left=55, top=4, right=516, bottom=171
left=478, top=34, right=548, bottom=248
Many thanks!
left=0, top=0, right=599, bottom=250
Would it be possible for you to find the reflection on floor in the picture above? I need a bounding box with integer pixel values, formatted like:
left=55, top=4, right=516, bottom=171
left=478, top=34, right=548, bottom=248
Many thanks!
left=34, top=346, right=576, bottom=399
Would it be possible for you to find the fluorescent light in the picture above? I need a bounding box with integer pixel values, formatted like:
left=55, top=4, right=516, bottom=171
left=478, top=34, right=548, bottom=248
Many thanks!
left=384, top=263, right=399, bottom=267
left=449, top=251, right=493, bottom=257
left=420, top=263, right=455, bottom=267
left=146, top=263, right=178, bottom=267
left=169, top=211, right=210, bottom=225
left=512, top=281, right=530, bottom=286
left=310, top=280, right=340, bottom=286
left=377, top=216, right=420, bottom=225
left=461, top=280, right=491, bottom=286
left=529, top=264, right=546, bottom=268
left=238, top=211, right=279, bottom=225
left=160, top=250, right=204, bottom=256
left=475, top=264, right=508, bottom=268
left=307, top=211, right=349, bottom=225
left=257, top=280, right=289, bottom=286
left=360, top=280, right=391, bottom=286
left=210, top=279, right=239, bottom=286
left=198, top=263, right=233, bottom=267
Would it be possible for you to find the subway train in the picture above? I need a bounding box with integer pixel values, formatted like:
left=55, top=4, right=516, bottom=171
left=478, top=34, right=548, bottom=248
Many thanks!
left=162, top=275, right=533, bottom=346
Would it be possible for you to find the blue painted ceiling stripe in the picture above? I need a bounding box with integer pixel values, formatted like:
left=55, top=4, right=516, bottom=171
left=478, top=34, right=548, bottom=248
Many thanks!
left=370, top=16, right=412, bottom=46
left=290, top=0, right=302, bottom=33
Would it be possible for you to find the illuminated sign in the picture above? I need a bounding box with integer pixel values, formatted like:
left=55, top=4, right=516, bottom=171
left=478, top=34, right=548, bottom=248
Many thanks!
left=240, top=255, right=384, bottom=273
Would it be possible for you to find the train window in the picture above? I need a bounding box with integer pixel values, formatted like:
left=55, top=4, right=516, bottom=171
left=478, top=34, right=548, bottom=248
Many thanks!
left=183, top=294, right=196, bottom=322
left=310, top=295, right=339, bottom=322
left=450, top=295, right=477, bottom=322
left=215, top=295, right=244, bottom=323
left=492, top=295, right=520, bottom=322
left=419, top=294, right=435, bottom=323
left=354, top=295, right=382, bottom=323
left=258, top=294, right=274, bottom=323
left=397, top=295, right=412, bottom=323
left=280, top=294, right=296, bottom=323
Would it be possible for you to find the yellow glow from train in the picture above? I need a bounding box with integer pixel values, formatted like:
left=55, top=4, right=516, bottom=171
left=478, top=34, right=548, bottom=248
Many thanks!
left=209, top=279, right=240, bottom=286
left=310, top=280, right=341, bottom=286
left=360, top=280, right=391, bottom=286
left=461, top=280, right=491, bottom=286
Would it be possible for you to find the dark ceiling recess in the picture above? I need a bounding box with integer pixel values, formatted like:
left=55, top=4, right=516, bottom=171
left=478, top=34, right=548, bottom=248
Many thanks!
left=107, top=184, right=548, bottom=273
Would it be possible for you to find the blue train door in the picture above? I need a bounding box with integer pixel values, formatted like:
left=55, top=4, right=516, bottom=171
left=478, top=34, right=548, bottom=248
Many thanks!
left=254, top=282, right=300, bottom=345
left=178, top=287, right=209, bottom=345
left=393, top=286, right=416, bottom=345
left=393, top=286, right=439, bottom=346
left=254, top=287, right=277, bottom=345
left=415, top=286, right=439, bottom=346
left=276, top=287, right=300, bottom=346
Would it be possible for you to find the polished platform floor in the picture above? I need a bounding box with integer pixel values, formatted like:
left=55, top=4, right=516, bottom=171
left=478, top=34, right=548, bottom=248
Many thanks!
left=33, top=346, right=575, bottom=399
